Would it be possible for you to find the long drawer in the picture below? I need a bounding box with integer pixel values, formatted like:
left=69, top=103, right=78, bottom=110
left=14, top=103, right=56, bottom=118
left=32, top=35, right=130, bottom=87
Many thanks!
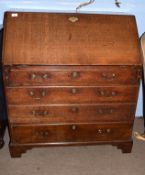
left=8, top=104, right=136, bottom=124
left=11, top=123, right=132, bottom=144
left=6, top=86, right=139, bottom=105
left=4, top=66, right=140, bottom=86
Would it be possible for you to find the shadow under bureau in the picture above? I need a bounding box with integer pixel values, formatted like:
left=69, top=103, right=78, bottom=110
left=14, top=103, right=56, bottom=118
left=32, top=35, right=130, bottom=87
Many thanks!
left=0, top=29, right=6, bottom=149
left=2, top=12, right=142, bottom=157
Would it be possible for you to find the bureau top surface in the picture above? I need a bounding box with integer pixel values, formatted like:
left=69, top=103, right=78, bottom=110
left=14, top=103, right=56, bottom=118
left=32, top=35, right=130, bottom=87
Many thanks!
left=2, top=12, right=142, bottom=66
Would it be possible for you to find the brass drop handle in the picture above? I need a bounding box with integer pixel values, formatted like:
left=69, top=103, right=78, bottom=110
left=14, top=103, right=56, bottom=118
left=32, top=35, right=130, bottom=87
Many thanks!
left=100, top=91, right=105, bottom=96
left=35, top=131, right=49, bottom=138
left=29, top=90, right=46, bottom=99
left=102, top=73, right=116, bottom=80
left=98, top=109, right=114, bottom=114
left=71, top=125, right=77, bottom=130
left=43, top=110, right=48, bottom=116
left=99, top=90, right=117, bottom=97
left=32, top=110, right=48, bottom=116
left=97, top=129, right=103, bottom=134
left=41, top=90, right=46, bottom=97
left=71, top=71, right=80, bottom=78
left=30, top=73, right=49, bottom=80
left=97, top=129, right=111, bottom=134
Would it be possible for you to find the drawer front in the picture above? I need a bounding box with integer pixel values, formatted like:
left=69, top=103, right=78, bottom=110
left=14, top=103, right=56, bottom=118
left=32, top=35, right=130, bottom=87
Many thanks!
left=8, top=104, right=135, bottom=124
left=11, top=123, right=132, bottom=144
left=4, top=66, right=141, bottom=86
left=6, top=86, right=139, bottom=105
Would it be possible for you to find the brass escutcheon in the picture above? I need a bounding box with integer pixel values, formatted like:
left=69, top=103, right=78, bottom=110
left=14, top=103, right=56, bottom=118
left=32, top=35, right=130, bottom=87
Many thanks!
left=71, top=88, right=78, bottom=94
left=72, top=125, right=77, bottom=130
left=71, top=107, right=78, bottom=113
left=68, top=16, right=78, bottom=23
left=71, top=71, right=80, bottom=78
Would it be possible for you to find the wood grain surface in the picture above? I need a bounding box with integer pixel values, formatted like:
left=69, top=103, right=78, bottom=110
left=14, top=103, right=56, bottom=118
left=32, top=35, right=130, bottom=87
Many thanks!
left=10, top=123, right=132, bottom=144
left=2, top=12, right=142, bottom=157
left=5, top=85, right=139, bottom=105
left=3, top=12, right=142, bottom=65
left=8, top=103, right=136, bottom=124
left=4, top=65, right=141, bottom=86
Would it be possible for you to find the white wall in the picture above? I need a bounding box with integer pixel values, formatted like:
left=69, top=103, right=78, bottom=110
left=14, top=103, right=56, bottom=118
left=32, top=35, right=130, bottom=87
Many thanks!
left=0, top=0, right=144, bottom=116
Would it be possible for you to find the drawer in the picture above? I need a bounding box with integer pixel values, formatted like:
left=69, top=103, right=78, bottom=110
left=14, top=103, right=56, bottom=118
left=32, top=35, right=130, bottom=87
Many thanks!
left=6, top=86, right=139, bottom=105
left=4, top=66, right=141, bottom=86
left=8, top=104, right=136, bottom=124
left=11, top=123, right=132, bottom=144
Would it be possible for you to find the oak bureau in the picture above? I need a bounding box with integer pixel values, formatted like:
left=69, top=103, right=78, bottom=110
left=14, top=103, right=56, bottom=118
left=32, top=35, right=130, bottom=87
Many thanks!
left=2, top=12, right=142, bottom=157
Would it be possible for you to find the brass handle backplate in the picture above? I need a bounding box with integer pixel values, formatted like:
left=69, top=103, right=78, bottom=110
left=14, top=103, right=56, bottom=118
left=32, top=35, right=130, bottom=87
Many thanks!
left=101, top=73, right=116, bottom=81
left=97, top=128, right=111, bottom=134
left=31, top=73, right=36, bottom=80
left=30, top=73, right=49, bottom=80
left=29, top=90, right=46, bottom=99
left=43, top=74, right=49, bottom=79
left=32, top=110, right=48, bottom=116
left=41, top=90, right=46, bottom=97
left=35, top=131, right=49, bottom=138
left=98, top=109, right=114, bottom=115
left=99, top=90, right=117, bottom=97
